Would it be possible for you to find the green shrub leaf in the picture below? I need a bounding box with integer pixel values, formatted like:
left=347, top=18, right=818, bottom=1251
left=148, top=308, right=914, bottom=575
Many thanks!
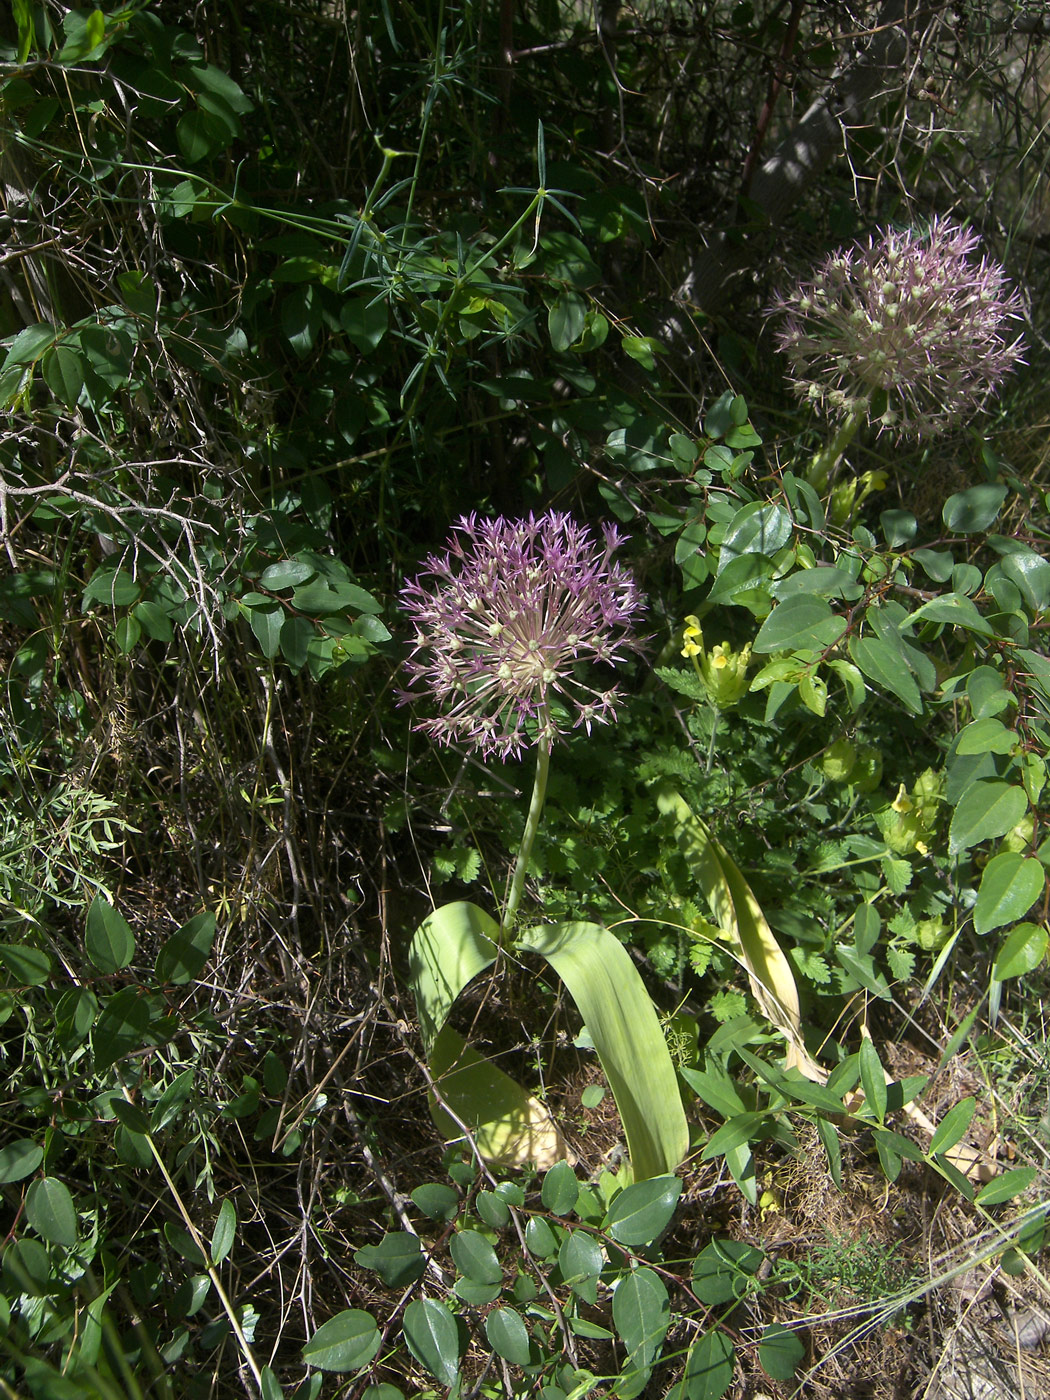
left=949, top=783, right=1028, bottom=854
left=355, top=1232, right=425, bottom=1287
left=85, top=895, right=136, bottom=972
left=156, top=912, right=216, bottom=985
left=667, top=1328, right=735, bottom=1400
left=302, top=1310, right=381, bottom=1372
left=485, top=1306, right=531, bottom=1366
left=402, top=1298, right=460, bottom=1385
left=211, top=1198, right=237, bottom=1265
left=450, top=1229, right=501, bottom=1285
left=0, top=1139, right=43, bottom=1184
left=692, top=1239, right=764, bottom=1304
left=540, top=1160, right=579, bottom=1216
left=758, top=1322, right=805, bottom=1380
left=26, top=1177, right=77, bottom=1247
left=942, top=484, right=1008, bottom=533
left=602, top=1176, right=681, bottom=1247
left=974, top=854, right=1043, bottom=934
left=994, top=922, right=1047, bottom=980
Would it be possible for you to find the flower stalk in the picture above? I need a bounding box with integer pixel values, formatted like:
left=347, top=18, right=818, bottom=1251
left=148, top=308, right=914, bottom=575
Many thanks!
left=502, top=730, right=551, bottom=937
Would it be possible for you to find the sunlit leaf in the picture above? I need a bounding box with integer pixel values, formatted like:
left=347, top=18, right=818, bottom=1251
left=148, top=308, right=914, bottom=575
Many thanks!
left=518, top=921, right=689, bottom=1179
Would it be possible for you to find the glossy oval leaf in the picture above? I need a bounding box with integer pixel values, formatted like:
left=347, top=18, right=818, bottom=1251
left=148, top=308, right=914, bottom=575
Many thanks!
left=26, top=1177, right=77, bottom=1247
left=994, top=922, right=1048, bottom=981
left=247, top=601, right=283, bottom=658
left=541, top=1160, right=579, bottom=1216
left=849, top=635, right=922, bottom=713
left=410, top=1183, right=459, bottom=1221
left=111, top=1098, right=151, bottom=1135
left=858, top=1038, right=888, bottom=1124
left=485, top=1306, right=531, bottom=1366
left=602, top=1176, right=681, bottom=1247
left=974, top=854, right=1044, bottom=934
left=524, top=1215, right=558, bottom=1258
left=929, top=1097, right=976, bottom=1157
left=260, top=1366, right=283, bottom=1400
left=558, top=1229, right=604, bottom=1291
left=759, top=1322, right=805, bottom=1380
left=948, top=783, right=1028, bottom=855
left=476, top=1191, right=511, bottom=1229
left=548, top=291, right=586, bottom=352
left=692, top=1239, right=764, bottom=1304
left=667, top=1328, right=735, bottom=1400
left=956, top=718, right=1017, bottom=756
left=211, top=1198, right=237, bottom=1265
left=402, top=1298, right=460, bottom=1386
left=753, top=594, right=846, bottom=654
left=975, top=1166, right=1038, bottom=1207
left=355, top=1232, right=426, bottom=1288
left=942, top=484, right=1008, bottom=534
left=1001, top=551, right=1050, bottom=613
left=156, top=912, right=216, bottom=985
left=613, top=1266, right=669, bottom=1384
left=453, top=1277, right=501, bottom=1305
left=717, top=502, right=792, bottom=573
left=449, top=1229, right=501, bottom=1286
left=42, top=342, right=84, bottom=407
left=85, top=895, right=135, bottom=973
left=0, top=1139, right=43, bottom=1184
left=92, top=986, right=152, bottom=1070
left=302, top=1310, right=381, bottom=1372
left=0, top=943, right=51, bottom=986
left=909, top=594, right=994, bottom=637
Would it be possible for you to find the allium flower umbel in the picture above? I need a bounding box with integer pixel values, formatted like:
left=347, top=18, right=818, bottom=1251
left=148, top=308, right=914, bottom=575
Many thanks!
left=768, top=218, right=1024, bottom=438
left=400, top=512, right=644, bottom=759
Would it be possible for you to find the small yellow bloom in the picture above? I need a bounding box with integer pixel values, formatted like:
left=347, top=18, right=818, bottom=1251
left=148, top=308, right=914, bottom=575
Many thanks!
left=680, top=618, right=752, bottom=707
left=681, top=615, right=703, bottom=659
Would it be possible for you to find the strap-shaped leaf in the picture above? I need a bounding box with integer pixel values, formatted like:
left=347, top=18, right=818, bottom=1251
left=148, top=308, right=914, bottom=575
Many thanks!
left=428, top=1025, right=568, bottom=1171
left=656, top=785, right=823, bottom=1083
left=408, top=901, right=500, bottom=1053
left=408, top=901, right=568, bottom=1169
left=517, top=922, right=688, bottom=1180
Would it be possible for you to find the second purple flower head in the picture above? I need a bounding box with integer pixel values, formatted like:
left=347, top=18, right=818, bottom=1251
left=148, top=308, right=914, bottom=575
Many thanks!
left=400, top=512, right=645, bottom=759
left=768, top=217, right=1024, bottom=439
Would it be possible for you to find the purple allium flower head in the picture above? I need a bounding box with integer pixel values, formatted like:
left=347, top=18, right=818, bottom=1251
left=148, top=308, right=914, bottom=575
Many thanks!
left=399, top=512, right=645, bottom=759
left=767, top=217, right=1025, bottom=438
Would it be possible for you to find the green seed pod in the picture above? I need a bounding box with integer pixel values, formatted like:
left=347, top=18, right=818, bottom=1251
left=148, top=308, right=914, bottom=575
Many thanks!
left=850, top=746, right=883, bottom=793
left=821, top=738, right=857, bottom=783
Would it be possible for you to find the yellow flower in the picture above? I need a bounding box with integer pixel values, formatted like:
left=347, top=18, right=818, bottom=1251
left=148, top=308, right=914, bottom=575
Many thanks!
left=681, top=617, right=752, bottom=707
left=681, top=615, right=703, bottom=659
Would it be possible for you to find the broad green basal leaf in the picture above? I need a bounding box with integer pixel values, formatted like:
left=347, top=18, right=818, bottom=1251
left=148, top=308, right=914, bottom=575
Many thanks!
left=408, top=901, right=500, bottom=1053
left=409, top=902, right=568, bottom=1169
left=517, top=922, right=688, bottom=1180
left=429, top=1025, right=568, bottom=1170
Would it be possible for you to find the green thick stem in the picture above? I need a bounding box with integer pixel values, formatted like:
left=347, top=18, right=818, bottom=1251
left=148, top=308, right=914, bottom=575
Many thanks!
left=806, top=405, right=867, bottom=492
left=502, top=731, right=552, bottom=938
